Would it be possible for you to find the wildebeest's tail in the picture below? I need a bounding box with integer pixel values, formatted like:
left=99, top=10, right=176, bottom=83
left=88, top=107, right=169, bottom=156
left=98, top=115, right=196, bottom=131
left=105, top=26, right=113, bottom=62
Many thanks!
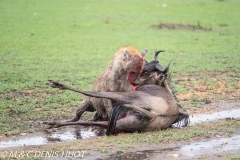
left=106, top=104, right=125, bottom=136
left=171, top=114, right=189, bottom=128
left=171, top=104, right=190, bottom=127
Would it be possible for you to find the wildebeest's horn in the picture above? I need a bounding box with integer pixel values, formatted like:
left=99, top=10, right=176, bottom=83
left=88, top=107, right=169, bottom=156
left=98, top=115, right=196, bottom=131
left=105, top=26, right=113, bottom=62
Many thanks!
left=154, top=50, right=165, bottom=61
left=155, top=61, right=171, bottom=73
left=163, top=61, right=171, bottom=73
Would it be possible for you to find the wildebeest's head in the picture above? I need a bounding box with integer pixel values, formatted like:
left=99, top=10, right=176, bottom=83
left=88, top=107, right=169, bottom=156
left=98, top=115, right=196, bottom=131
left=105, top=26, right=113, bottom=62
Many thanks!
left=137, top=50, right=171, bottom=88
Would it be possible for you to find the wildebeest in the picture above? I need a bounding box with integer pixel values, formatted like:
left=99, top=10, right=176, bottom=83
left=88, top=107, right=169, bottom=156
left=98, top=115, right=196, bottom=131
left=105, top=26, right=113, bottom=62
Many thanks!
left=68, top=46, right=148, bottom=122
left=44, top=54, right=189, bottom=134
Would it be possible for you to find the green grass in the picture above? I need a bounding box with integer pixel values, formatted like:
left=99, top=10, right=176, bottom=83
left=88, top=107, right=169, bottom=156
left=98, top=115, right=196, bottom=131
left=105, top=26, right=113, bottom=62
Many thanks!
left=0, top=0, right=240, bottom=134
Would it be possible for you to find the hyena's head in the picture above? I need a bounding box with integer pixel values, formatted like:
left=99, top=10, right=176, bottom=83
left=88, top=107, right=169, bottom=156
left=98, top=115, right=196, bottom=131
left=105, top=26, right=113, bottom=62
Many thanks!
left=122, top=47, right=148, bottom=90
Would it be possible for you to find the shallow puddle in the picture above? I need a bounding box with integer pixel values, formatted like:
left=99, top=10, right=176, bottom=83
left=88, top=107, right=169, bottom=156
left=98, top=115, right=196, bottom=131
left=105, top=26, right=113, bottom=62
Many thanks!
left=189, top=108, right=240, bottom=126
left=0, top=126, right=106, bottom=148
left=179, top=134, right=240, bottom=158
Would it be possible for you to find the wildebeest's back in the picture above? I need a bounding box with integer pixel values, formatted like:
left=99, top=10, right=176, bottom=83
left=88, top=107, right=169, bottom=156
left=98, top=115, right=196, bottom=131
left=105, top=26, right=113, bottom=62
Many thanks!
left=137, top=85, right=175, bottom=101
left=136, top=85, right=179, bottom=113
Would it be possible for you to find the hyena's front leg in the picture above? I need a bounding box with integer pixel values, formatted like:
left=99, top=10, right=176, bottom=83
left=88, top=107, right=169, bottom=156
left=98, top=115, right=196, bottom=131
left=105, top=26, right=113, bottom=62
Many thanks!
left=103, top=99, right=114, bottom=118
left=67, top=98, right=93, bottom=122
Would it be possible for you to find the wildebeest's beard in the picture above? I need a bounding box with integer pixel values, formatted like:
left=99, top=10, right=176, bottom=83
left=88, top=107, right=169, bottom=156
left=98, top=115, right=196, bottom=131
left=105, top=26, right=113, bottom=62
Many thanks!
left=107, top=104, right=150, bottom=136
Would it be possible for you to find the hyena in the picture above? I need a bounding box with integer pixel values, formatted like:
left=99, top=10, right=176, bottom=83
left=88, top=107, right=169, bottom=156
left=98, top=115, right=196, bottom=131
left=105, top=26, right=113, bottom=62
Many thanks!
left=69, top=46, right=148, bottom=122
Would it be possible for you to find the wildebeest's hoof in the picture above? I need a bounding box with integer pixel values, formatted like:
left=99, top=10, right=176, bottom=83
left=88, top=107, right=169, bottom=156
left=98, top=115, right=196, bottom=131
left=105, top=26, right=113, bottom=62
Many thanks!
left=48, top=80, right=65, bottom=90
left=43, top=121, right=61, bottom=129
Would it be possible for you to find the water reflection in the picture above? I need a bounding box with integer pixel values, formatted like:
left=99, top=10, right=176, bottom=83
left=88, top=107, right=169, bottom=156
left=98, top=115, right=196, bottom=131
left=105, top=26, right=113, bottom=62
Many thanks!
left=0, top=126, right=106, bottom=148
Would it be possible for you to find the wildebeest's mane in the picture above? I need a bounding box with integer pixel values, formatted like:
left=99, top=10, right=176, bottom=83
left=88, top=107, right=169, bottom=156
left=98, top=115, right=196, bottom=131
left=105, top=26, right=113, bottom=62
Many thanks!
left=165, top=70, right=178, bottom=102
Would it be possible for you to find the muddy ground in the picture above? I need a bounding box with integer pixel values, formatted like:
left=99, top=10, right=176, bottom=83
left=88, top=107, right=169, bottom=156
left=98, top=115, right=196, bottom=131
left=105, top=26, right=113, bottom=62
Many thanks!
left=0, top=103, right=239, bottom=160
left=97, top=129, right=240, bottom=160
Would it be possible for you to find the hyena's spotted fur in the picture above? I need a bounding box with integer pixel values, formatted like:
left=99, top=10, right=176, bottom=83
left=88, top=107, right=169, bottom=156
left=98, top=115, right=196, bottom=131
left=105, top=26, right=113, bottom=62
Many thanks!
left=69, top=46, right=148, bottom=122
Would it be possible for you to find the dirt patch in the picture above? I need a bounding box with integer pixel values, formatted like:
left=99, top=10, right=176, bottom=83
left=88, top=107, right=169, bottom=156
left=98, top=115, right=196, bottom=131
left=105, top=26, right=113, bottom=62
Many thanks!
left=151, top=22, right=212, bottom=31
left=0, top=89, right=64, bottom=99
left=172, top=72, right=240, bottom=111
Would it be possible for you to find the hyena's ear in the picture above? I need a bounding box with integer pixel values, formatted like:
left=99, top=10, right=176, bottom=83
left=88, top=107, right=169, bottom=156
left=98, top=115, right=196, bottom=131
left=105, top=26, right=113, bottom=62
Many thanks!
left=141, top=49, right=148, bottom=57
left=124, top=49, right=132, bottom=61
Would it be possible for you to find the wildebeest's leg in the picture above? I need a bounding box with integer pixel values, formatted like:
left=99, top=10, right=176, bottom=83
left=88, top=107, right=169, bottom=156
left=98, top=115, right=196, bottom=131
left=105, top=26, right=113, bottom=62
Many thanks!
left=48, top=80, right=123, bottom=103
left=43, top=120, right=108, bottom=129
left=124, top=104, right=156, bottom=118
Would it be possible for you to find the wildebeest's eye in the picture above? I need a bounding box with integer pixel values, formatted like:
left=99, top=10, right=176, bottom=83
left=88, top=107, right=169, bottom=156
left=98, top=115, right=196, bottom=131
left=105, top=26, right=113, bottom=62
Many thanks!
left=143, top=71, right=150, bottom=75
left=141, top=71, right=150, bottom=77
